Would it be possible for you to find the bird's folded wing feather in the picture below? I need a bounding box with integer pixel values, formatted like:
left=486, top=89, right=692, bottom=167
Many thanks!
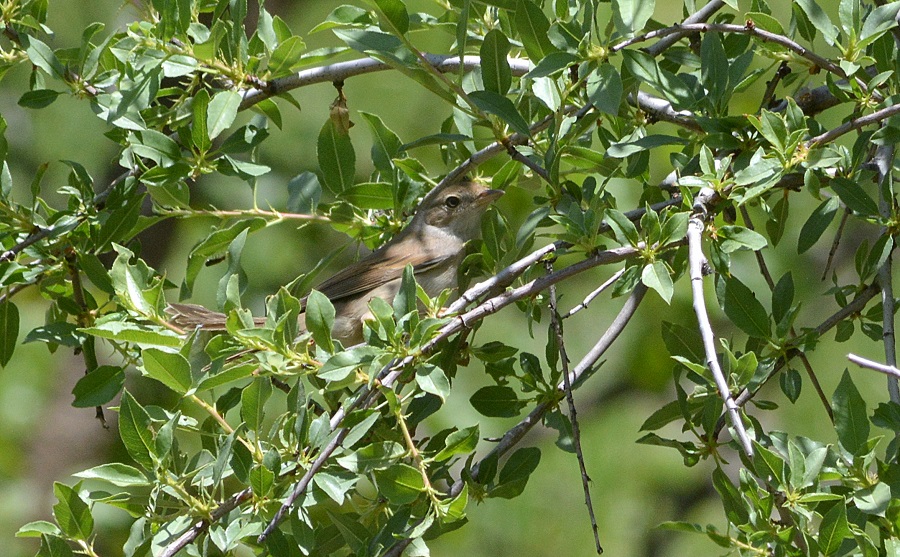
left=313, top=246, right=451, bottom=302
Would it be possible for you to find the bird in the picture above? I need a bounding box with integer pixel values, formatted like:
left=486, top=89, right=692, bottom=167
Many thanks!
left=168, top=181, right=504, bottom=346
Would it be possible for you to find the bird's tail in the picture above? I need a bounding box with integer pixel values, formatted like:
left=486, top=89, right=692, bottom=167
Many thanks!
left=166, top=303, right=267, bottom=330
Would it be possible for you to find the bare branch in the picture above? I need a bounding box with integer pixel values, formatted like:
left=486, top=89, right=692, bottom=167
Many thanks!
left=563, top=269, right=625, bottom=319
left=241, top=55, right=532, bottom=110
left=159, top=489, right=252, bottom=557
left=687, top=213, right=754, bottom=457
left=630, top=91, right=703, bottom=132
left=874, top=142, right=900, bottom=403
left=807, top=102, right=900, bottom=147
left=643, top=0, right=727, bottom=56
left=848, top=353, right=900, bottom=379
left=613, top=23, right=872, bottom=97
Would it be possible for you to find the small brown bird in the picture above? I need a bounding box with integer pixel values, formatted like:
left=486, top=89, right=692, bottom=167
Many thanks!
left=169, top=181, right=503, bottom=345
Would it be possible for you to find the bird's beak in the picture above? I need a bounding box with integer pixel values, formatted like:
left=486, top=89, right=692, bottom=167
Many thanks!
left=476, top=188, right=504, bottom=205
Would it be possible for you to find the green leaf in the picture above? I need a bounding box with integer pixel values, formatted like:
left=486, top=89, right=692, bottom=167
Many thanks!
left=604, top=209, right=639, bottom=245
left=15, top=521, right=60, bottom=538
left=267, top=36, right=305, bottom=77
left=81, top=321, right=181, bottom=348
left=74, top=463, right=149, bottom=487
left=772, top=272, right=794, bottom=324
left=491, top=446, right=540, bottom=498
left=434, top=425, right=479, bottom=461
left=241, top=377, right=273, bottom=432
left=400, top=132, right=470, bottom=151
left=833, top=369, right=870, bottom=455
left=470, top=385, right=524, bottom=417
left=661, top=321, right=704, bottom=363
left=191, top=88, right=211, bottom=152
left=525, top=52, right=577, bottom=79
left=373, top=0, right=410, bottom=35
left=780, top=368, right=802, bottom=403
left=642, top=261, right=674, bottom=303
left=359, top=112, right=402, bottom=174
left=798, top=195, right=840, bottom=254
left=118, top=390, right=155, bottom=469
left=717, top=226, right=768, bottom=253
left=468, top=90, right=531, bottom=137
left=607, top=135, right=688, bottom=158
left=818, top=501, right=850, bottom=555
left=22, top=35, right=65, bottom=78
left=722, top=276, right=771, bottom=338
left=586, top=64, right=623, bottom=116
left=612, top=0, right=656, bottom=36
left=514, top=0, right=556, bottom=61
left=206, top=90, right=242, bottom=140
left=37, top=533, right=74, bottom=557
left=317, top=117, right=356, bottom=193
left=0, top=299, right=19, bottom=367
left=415, top=364, right=450, bottom=401
left=373, top=464, right=424, bottom=505
left=480, top=29, right=511, bottom=95
left=141, top=348, right=192, bottom=394
left=795, top=0, right=838, bottom=44
left=339, top=182, right=394, bottom=209
left=852, top=482, right=891, bottom=516
left=700, top=32, right=729, bottom=108
left=250, top=464, right=275, bottom=496
left=196, top=363, right=256, bottom=392
left=336, top=441, right=404, bottom=473
left=318, top=346, right=376, bottom=385
left=830, top=177, right=879, bottom=217
left=305, top=289, right=335, bottom=353
left=52, top=483, right=93, bottom=540
left=861, top=2, right=900, bottom=44
left=71, top=365, right=124, bottom=407
left=18, top=89, right=61, bottom=109
left=286, top=171, right=322, bottom=214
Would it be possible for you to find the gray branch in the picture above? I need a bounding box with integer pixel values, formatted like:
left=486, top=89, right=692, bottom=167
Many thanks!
left=687, top=212, right=754, bottom=457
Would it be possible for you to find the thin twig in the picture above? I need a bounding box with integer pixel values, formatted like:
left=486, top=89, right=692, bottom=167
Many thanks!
left=643, top=0, right=727, bottom=57
left=563, top=269, right=625, bottom=319
left=0, top=226, right=53, bottom=263
left=159, top=207, right=331, bottom=223
left=822, top=206, right=850, bottom=280
left=687, top=214, right=754, bottom=457
left=797, top=353, right=833, bottom=421
left=759, top=62, right=791, bottom=112
left=506, top=145, right=552, bottom=183
left=545, top=260, right=602, bottom=554
left=612, top=23, right=873, bottom=97
left=848, top=353, right=900, bottom=379
left=807, top=102, right=900, bottom=147
left=874, top=142, right=900, bottom=404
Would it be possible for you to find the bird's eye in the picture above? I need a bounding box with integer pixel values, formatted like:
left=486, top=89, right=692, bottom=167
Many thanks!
left=445, top=195, right=461, bottom=208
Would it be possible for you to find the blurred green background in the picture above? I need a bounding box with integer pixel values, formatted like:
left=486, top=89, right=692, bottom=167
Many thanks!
left=2, top=1, right=893, bottom=555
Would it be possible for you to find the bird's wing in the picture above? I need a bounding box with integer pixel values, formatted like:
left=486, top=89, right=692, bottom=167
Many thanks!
left=314, top=244, right=452, bottom=303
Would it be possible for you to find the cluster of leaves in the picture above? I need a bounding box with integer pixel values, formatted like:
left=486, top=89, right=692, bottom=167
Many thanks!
left=2, top=0, right=900, bottom=555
